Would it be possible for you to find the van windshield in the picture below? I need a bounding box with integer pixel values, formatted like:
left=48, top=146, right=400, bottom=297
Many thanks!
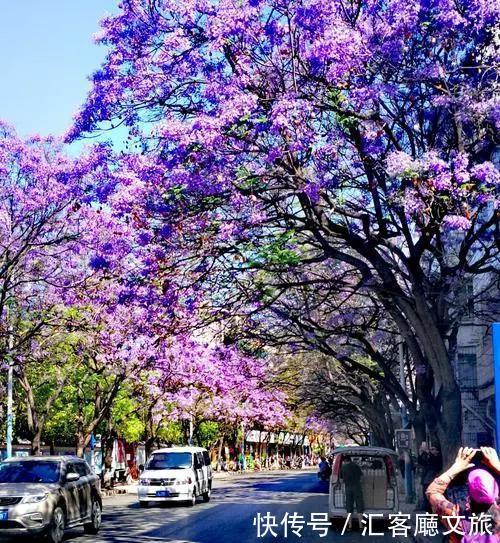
left=145, top=453, right=192, bottom=470
left=342, top=455, right=386, bottom=470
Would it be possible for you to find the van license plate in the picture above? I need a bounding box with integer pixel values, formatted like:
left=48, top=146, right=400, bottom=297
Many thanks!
left=0, top=510, right=8, bottom=521
left=156, top=490, right=170, bottom=497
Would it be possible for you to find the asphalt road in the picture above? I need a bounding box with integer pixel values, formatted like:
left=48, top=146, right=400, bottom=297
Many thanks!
left=5, top=471, right=402, bottom=543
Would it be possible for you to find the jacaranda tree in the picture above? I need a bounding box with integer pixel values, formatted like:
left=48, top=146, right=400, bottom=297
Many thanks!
left=0, top=122, right=136, bottom=453
left=71, top=0, right=499, bottom=460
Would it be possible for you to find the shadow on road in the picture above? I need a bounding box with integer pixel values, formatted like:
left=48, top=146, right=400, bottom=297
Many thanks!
left=252, top=477, right=329, bottom=495
left=0, top=472, right=392, bottom=542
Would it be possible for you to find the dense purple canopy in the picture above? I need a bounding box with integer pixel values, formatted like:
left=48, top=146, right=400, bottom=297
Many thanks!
left=65, top=0, right=499, bottom=454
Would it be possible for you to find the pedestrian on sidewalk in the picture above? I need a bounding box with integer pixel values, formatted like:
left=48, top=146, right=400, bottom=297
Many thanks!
left=398, top=451, right=406, bottom=479
left=418, top=442, right=443, bottom=512
left=426, top=446, right=500, bottom=543
left=238, top=451, right=246, bottom=472
left=340, top=457, right=364, bottom=530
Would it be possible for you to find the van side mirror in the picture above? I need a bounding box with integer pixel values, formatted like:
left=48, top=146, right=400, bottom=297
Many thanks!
left=139, top=464, right=144, bottom=472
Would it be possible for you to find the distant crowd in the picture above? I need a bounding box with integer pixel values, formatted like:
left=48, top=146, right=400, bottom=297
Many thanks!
left=216, top=452, right=319, bottom=472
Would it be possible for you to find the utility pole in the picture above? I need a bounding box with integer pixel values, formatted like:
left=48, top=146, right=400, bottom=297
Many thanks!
left=89, top=434, right=96, bottom=473
left=241, top=422, right=245, bottom=454
left=6, top=307, right=14, bottom=459
left=241, top=422, right=246, bottom=471
left=188, top=416, right=193, bottom=446
left=399, top=338, right=414, bottom=502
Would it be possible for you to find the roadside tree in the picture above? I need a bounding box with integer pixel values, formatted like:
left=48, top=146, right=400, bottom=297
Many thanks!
left=71, top=0, right=499, bottom=460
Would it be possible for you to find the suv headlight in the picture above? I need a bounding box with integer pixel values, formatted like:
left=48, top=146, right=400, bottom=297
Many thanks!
left=175, top=477, right=192, bottom=485
left=140, top=478, right=150, bottom=486
left=22, top=494, right=48, bottom=504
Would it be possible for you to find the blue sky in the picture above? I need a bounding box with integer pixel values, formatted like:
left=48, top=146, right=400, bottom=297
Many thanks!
left=0, top=1, right=117, bottom=137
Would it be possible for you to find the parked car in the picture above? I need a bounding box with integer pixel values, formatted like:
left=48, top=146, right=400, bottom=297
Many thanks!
left=0, top=456, right=102, bottom=543
left=138, top=446, right=212, bottom=507
left=328, top=446, right=400, bottom=525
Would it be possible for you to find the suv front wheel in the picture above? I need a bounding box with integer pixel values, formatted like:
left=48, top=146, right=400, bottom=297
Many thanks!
left=46, top=506, right=65, bottom=543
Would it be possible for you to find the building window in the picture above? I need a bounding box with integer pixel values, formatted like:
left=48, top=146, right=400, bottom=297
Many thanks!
left=458, top=280, right=474, bottom=319
left=462, top=433, right=478, bottom=447
left=477, top=432, right=494, bottom=447
left=457, top=352, right=477, bottom=390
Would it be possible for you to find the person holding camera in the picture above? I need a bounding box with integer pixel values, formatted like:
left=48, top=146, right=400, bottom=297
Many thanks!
left=426, top=447, right=500, bottom=543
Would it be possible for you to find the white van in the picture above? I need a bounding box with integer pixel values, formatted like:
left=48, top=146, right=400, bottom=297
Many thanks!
left=328, top=446, right=400, bottom=524
left=137, top=446, right=212, bottom=507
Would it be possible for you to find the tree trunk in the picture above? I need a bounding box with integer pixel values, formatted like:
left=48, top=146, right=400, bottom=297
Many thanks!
left=411, top=412, right=426, bottom=451
left=192, top=422, right=200, bottom=447
left=409, top=296, right=463, bottom=463
left=74, top=373, right=122, bottom=459
left=217, top=436, right=224, bottom=472
left=76, top=437, right=86, bottom=458
left=368, top=417, right=392, bottom=448
left=418, top=366, right=462, bottom=465
left=75, top=427, right=93, bottom=458
left=19, top=365, right=72, bottom=458
left=435, top=389, right=462, bottom=466
left=145, top=436, right=156, bottom=459
left=103, top=435, right=115, bottom=472
left=30, top=431, right=43, bottom=456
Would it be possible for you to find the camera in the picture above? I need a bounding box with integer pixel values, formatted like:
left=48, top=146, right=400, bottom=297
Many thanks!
left=471, top=449, right=484, bottom=465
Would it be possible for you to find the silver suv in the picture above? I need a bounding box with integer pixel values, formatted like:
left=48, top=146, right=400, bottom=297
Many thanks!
left=0, top=456, right=102, bottom=543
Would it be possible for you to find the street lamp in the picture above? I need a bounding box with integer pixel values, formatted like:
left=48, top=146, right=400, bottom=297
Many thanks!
left=6, top=363, right=13, bottom=458
left=399, top=338, right=414, bottom=502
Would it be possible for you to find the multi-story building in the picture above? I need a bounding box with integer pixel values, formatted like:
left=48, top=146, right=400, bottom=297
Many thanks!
left=456, top=273, right=498, bottom=447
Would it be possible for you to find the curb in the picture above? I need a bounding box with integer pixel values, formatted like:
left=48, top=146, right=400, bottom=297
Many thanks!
left=101, top=488, right=132, bottom=498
